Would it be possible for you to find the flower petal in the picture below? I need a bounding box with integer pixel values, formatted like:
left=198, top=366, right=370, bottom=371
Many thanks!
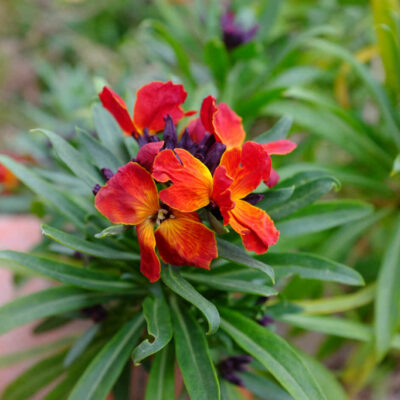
left=264, top=168, right=279, bottom=188
left=220, top=141, right=271, bottom=200
left=136, top=141, right=164, bottom=172
left=137, top=220, right=161, bottom=282
left=213, top=103, right=245, bottom=149
left=186, top=117, right=208, bottom=143
left=0, top=164, right=18, bottom=192
left=262, top=139, right=297, bottom=155
left=99, top=87, right=136, bottom=136
left=212, top=166, right=234, bottom=224
left=200, top=95, right=218, bottom=134
left=155, top=211, right=217, bottom=270
left=152, top=149, right=213, bottom=212
left=95, top=162, right=159, bottom=225
left=133, top=81, right=188, bottom=134
left=228, top=200, right=279, bottom=254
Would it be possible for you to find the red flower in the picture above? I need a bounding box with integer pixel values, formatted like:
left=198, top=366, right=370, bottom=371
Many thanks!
left=152, top=141, right=279, bottom=254
left=95, top=162, right=217, bottom=282
left=0, top=153, right=34, bottom=194
left=99, top=81, right=195, bottom=138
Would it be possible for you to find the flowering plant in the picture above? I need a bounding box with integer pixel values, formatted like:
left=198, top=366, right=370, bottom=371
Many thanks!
left=0, top=81, right=369, bottom=400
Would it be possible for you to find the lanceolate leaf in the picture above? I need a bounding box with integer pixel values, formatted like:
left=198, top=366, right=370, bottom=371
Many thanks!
left=268, top=176, right=340, bottom=221
left=42, top=224, right=139, bottom=261
left=217, top=239, right=275, bottom=282
left=0, top=155, right=87, bottom=230
left=64, top=324, right=100, bottom=367
left=254, top=115, right=294, bottom=143
left=181, top=271, right=277, bottom=297
left=132, top=286, right=173, bottom=364
left=33, top=128, right=103, bottom=188
left=171, top=296, right=221, bottom=400
left=68, top=314, right=145, bottom=400
left=145, top=344, right=175, bottom=400
left=276, top=200, right=373, bottom=237
left=219, top=308, right=327, bottom=400
left=0, top=250, right=138, bottom=292
left=161, top=265, right=220, bottom=335
left=256, top=187, right=295, bottom=209
left=2, top=351, right=67, bottom=400
left=259, top=252, right=364, bottom=286
left=0, top=287, right=118, bottom=335
left=374, top=214, right=400, bottom=358
left=77, top=128, right=122, bottom=172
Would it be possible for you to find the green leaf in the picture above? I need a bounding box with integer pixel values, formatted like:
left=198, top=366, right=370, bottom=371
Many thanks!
left=0, top=286, right=117, bottom=335
left=64, top=325, right=100, bottom=367
left=220, top=308, right=326, bottom=400
left=374, top=214, right=400, bottom=358
left=161, top=265, right=220, bottom=335
left=113, top=363, right=131, bottom=400
left=0, top=250, right=138, bottom=292
left=217, top=239, right=275, bottom=282
left=33, top=128, right=103, bottom=188
left=181, top=271, right=277, bottom=296
left=254, top=116, right=294, bottom=144
left=95, top=224, right=127, bottom=238
left=260, top=252, right=364, bottom=286
left=132, top=286, right=173, bottom=364
left=268, top=175, right=340, bottom=221
left=0, top=195, right=33, bottom=213
left=92, top=103, right=126, bottom=161
left=276, top=200, right=373, bottom=237
left=77, top=127, right=122, bottom=172
left=0, top=336, right=75, bottom=368
left=170, top=296, right=220, bottom=400
left=204, top=38, right=229, bottom=89
left=256, top=187, right=295, bottom=209
left=220, top=380, right=247, bottom=400
left=391, top=153, right=400, bottom=176
left=2, top=351, right=67, bottom=400
left=0, top=155, right=87, bottom=230
left=238, top=371, right=293, bottom=400
left=42, top=224, right=139, bottom=261
left=33, top=316, right=72, bottom=334
left=145, top=343, right=175, bottom=400
left=68, top=314, right=145, bottom=400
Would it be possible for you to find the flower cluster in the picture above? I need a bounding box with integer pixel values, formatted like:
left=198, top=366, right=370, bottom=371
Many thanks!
left=96, top=81, right=296, bottom=282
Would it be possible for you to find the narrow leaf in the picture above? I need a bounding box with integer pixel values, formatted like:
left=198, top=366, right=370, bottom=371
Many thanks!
left=161, top=265, right=220, bottom=335
left=171, top=296, right=220, bottom=400
left=68, top=314, right=145, bottom=400
left=42, top=224, right=139, bottom=260
left=220, top=308, right=326, bottom=400
left=217, top=239, right=275, bottom=282
left=0, top=250, right=138, bottom=292
left=254, top=116, right=294, bottom=143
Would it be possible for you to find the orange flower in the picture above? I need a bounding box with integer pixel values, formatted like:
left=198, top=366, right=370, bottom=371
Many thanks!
left=95, top=162, right=217, bottom=282
left=0, top=163, right=18, bottom=193
left=99, top=81, right=195, bottom=138
left=152, top=141, right=279, bottom=254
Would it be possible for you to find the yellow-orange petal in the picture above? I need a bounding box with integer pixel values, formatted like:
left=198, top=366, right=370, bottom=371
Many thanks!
left=220, top=141, right=271, bottom=200
left=137, top=219, right=161, bottom=282
left=152, top=149, right=213, bottom=212
left=228, top=200, right=279, bottom=254
left=95, top=162, right=159, bottom=225
left=133, top=81, right=188, bottom=134
left=99, top=87, right=136, bottom=137
left=155, top=211, right=217, bottom=270
left=213, top=103, right=245, bottom=149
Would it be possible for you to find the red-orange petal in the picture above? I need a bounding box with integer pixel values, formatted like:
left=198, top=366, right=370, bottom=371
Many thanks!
left=0, top=164, right=18, bottom=192
left=262, top=139, right=297, bottom=155
left=133, top=81, right=188, bottom=134
left=228, top=200, right=279, bottom=254
left=95, top=162, right=159, bottom=225
left=200, top=95, right=218, bottom=134
left=212, top=166, right=234, bottom=225
left=137, top=220, right=161, bottom=282
left=220, top=141, right=271, bottom=200
left=264, top=168, right=279, bottom=188
left=152, top=149, right=213, bottom=212
left=213, top=103, right=245, bottom=149
left=99, top=87, right=136, bottom=136
left=155, top=211, right=217, bottom=270
left=136, top=141, right=164, bottom=172
left=186, top=117, right=208, bottom=143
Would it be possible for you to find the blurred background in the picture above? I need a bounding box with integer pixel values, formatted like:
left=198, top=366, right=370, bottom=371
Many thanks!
left=1, top=0, right=400, bottom=399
